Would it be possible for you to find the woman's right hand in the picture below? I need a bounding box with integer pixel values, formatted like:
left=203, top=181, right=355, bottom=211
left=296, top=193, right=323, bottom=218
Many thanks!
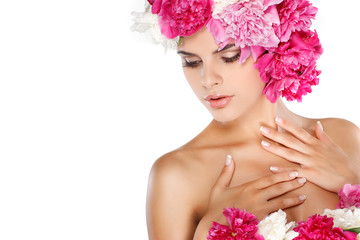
left=193, top=155, right=306, bottom=239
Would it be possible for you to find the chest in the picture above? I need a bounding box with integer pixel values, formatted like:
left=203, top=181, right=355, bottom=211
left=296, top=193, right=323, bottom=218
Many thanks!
left=192, top=145, right=339, bottom=223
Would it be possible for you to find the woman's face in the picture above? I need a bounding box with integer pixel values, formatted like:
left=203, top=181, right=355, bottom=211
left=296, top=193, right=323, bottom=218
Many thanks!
left=178, top=28, right=267, bottom=123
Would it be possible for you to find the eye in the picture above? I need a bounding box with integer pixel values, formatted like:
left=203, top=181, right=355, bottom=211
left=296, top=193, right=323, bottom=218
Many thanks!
left=182, top=59, right=202, bottom=68
left=222, top=53, right=240, bottom=63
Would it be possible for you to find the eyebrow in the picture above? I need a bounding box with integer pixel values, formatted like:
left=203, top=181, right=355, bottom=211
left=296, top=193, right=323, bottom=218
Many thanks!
left=177, top=44, right=237, bottom=56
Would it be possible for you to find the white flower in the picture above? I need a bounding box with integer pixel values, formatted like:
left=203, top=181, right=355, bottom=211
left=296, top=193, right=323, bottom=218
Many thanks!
left=323, top=207, right=360, bottom=229
left=131, top=3, right=178, bottom=51
left=284, top=230, right=299, bottom=240
left=258, top=209, right=297, bottom=240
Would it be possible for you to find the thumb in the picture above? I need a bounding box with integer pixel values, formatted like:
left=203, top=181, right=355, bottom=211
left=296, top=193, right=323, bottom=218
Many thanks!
left=214, top=155, right=235, bottom=189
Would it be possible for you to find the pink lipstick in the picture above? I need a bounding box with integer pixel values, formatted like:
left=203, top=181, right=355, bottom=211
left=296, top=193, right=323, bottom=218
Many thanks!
left=205, top=94, right=233, bottom=109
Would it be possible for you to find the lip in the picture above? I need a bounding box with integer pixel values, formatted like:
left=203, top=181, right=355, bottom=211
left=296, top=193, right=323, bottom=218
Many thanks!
left=204, top=94, right=234, bottom=109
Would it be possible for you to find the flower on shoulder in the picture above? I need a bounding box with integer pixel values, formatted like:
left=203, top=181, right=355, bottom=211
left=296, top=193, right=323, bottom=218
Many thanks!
left=274, top=0, right=318, bottom=42
left=254, top=29, right=323, bottom=103
left=207, top=207, right=264, bottom=240
left=151, top=0, right=214, bottom=39
left=293, top=214, right=357, bottom=240
left=258, top=209, right=297, bottom=240
left=337, top=184, right=360, bottom=209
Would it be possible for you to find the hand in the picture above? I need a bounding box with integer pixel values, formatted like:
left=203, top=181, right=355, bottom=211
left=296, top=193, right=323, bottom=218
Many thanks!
left=193, top=155, right=306, bottom=240
left=260, top=117, right=359, bottom=193
left=206, top=155, right=306, bottom=221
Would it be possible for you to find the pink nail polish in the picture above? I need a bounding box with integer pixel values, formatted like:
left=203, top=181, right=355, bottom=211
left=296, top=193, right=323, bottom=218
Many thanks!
left=270, top=166, right=279, bottom=172
left=275, top=116, right=283, bottom=124
left=289, top=171, right=298, bottom=178
left=225, top=155, right=232, bottom=166
left=261, top=140, right=270, bottom=148
left=260, top=126, right=270, bottom=134
left=299, top=195, right=307, bottom=201
left=317, top=121, right=324, bottom=131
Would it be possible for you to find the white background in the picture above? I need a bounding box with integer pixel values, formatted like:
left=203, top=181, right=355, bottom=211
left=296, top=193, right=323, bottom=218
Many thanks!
left=0, top=1, right=359, bottom=239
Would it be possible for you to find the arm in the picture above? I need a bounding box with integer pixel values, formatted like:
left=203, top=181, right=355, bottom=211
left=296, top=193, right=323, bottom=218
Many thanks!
left=261, top=117, right=360, bottom=192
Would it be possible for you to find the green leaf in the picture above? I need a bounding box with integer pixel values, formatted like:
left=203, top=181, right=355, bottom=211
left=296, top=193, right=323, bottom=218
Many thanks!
left=178, top=37, right=184, bottom=46
left=344, top=227, right=360, bottom=234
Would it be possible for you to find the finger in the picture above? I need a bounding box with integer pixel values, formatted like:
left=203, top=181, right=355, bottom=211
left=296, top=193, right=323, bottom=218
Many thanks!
left=213, top=155, right=235, bottom=190
left=266, top=194, right=307, bottom=214
left=261, top=140, right=310, bottom=165
left=269, top=166, right=298, bottom=174
left=260, top=126, right=309, bottom=153
left=315, top=121, right=335, bottom=146
left=264, top=177, right=307, bottom=200
left=275, top=116, right=317, bottom=144
left=252, top=171, right=299, bottom=189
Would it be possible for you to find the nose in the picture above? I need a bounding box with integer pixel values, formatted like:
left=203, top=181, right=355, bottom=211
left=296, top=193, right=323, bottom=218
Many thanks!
left=201, top=63, right=222, bottom=89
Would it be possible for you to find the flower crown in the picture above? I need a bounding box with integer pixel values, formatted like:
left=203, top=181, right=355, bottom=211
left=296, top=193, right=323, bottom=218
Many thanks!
left=132, top=0, right=323, bottom=103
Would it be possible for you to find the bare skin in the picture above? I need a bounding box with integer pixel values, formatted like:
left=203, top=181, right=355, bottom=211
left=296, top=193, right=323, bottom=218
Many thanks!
left=146, top=28, right=360, bottom=240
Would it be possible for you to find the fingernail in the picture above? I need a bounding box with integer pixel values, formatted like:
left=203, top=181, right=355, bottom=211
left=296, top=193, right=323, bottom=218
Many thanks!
left=270, top=166, right=279, bottom=172
left=260, top=126, right=270, bottom=134
left=299, top=195, right=307, bottom=201
left=289, top=171, right=298, bottom=178
left=275, top=116, right=283, bottom=124
left=298, top=177, right=306, bottom=185
left=317, top=121, right=324, bottom=131
left=225, top=155, right=232, bottom=166
left=261, top=140, right=271, bottom=148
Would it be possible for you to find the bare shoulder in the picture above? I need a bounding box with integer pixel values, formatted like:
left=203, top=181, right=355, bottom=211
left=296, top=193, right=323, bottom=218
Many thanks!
left=318, top=118, right=360, bottom=159
left=149, top=149, right=195, bottom=188
left=147, top=149, right=200, bottom=239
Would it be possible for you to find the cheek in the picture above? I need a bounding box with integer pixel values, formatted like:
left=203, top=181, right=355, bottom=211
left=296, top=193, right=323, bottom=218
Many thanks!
left=226, top=63, right=265, bottom=98
left=183, top=69, right=203, bottom=96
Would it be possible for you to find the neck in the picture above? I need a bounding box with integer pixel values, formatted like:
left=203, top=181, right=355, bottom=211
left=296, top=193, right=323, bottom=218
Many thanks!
left=208, top=97, right=299, bottom=144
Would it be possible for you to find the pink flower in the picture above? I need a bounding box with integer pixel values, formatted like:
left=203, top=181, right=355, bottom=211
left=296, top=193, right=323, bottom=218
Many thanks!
left=207, top=0, right=282, bottom=63
left=147, top=0, right=163, bottom=14
left=337, top=184, right=360, bottom=209
left=293, top=214, right=357, bottom=240
left=274, top=0, right=318, bottom=42
left=254, top=30, right=323, bottom=103
left=156, top=0, right=213, bottom=39
left=207, top=208, right=264, bottom=240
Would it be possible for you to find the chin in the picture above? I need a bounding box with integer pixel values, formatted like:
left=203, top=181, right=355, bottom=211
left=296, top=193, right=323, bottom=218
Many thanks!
left=210, top=108, right=245, bottom=123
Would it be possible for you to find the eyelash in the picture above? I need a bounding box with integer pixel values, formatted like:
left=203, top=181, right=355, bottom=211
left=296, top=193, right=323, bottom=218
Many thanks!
left=183, top=53, right=241, bottom=68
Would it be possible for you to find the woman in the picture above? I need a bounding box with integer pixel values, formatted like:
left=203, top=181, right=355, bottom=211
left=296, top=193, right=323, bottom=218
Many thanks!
left=132, top=0, right=360, bottom=239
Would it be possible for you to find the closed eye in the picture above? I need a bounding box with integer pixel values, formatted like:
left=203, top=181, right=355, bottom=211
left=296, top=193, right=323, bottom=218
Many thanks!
left=182, top=59, right=202, bottom=68
left=222, top=53, right=240, bottom=63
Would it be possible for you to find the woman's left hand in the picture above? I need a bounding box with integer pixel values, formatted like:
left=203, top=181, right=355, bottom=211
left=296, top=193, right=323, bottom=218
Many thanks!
left=260, top=117, right=359, bottom=193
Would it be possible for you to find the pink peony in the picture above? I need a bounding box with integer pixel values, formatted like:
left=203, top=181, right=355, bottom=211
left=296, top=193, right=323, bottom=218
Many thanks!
left=254, top=30, right=323, bottom=103
left=207, top=208, right=264, bottom=240
left=147, top=0, right=163, bottom=14
left=274, top=0, right=318, bottom=42
left=337, top=184, right=360, bottom=209
left=293, top=214, right=357, bottom=240
left=207, top=0, right=282, bottom=63
left=157, top=0, right=213, bottom=39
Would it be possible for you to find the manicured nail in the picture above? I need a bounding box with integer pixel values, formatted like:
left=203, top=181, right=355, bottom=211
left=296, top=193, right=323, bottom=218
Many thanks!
left=275, top=116, right=283, bottom=124
left=298, top=177, right=306, bottom=185
left=270, top=166, right=279, bottom=172
left=317, top=121, right=324, bottom=131
left=261, top=140, right=271, bottom=148
left=260, top=126, right=270, bottom=134
left=225, top=155, right=232, bottom=166
left=299, top=195, right=307, bottom=201
left=289, top=171, right=298, bottom=178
